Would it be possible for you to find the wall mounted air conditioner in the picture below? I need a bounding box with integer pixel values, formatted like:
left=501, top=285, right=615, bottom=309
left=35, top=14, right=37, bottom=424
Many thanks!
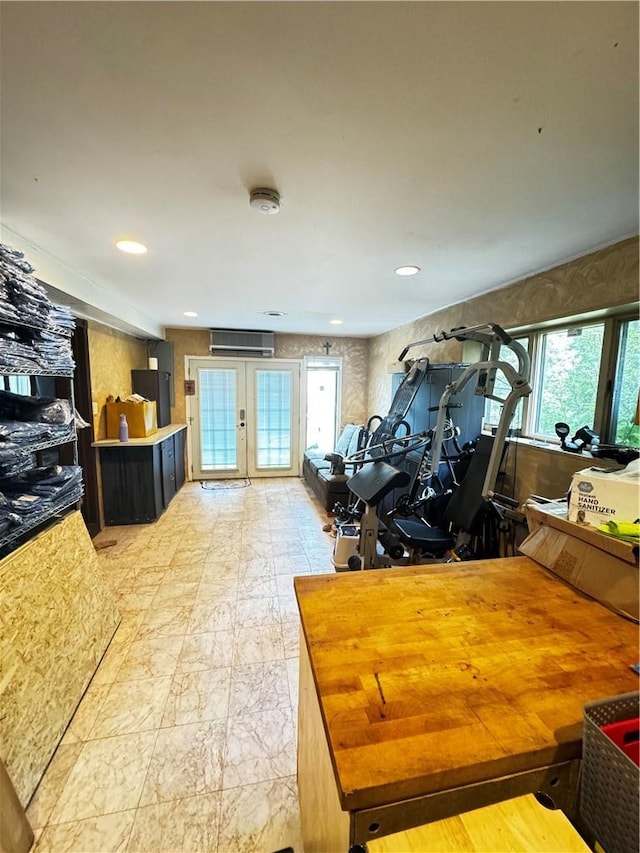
left=209, top=328, right=275, bottom=358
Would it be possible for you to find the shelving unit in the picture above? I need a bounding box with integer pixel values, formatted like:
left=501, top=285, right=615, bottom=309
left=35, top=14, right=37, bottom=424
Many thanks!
left=0, top=245, right=82, bottom=556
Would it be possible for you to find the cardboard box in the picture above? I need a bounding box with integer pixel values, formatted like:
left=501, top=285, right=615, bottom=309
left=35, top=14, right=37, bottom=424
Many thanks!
left=521, top=501, right=638, bottom=622
left=106, top=401, right=157, bottom=439
left=568, top=465, right=640, bottom=526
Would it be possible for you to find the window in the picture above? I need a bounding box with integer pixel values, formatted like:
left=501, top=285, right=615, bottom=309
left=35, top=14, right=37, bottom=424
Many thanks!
left=488, top=310, right=639, bottom=447
left=305, top=357, right=341, bottom=452
left=199, top=368, right=237, bottom=469
left=255, top=369, right=292, bottom=467
left=483, top=337, right=529, bottom=431
left=3, top=375, right=31, bottom=394
left=611, top=317, right=640, bottom=447
left=531, top=323, right=605, bottom=438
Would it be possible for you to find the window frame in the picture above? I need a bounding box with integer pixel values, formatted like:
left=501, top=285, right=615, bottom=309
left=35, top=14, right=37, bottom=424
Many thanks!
left=485, top=308, right=638, bottom=446
left=482, top=334, right=531, bottom=434
left=303, top=355, right=343, bottom=453
left=527, top=318, right=608, bottom=442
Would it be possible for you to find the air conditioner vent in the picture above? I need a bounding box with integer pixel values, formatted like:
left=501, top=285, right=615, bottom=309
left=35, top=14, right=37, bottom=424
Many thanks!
left=209, top=328, right=275, bottom=358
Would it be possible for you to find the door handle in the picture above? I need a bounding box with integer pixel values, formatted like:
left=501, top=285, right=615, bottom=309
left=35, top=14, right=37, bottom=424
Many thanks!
left=239, top=409, right=246, bottom=420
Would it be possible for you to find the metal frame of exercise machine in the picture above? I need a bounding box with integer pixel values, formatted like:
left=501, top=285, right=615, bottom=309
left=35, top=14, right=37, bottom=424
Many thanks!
left=342, top=323, right=532, bottom=569
left=399, top=323, right=531, bottom=505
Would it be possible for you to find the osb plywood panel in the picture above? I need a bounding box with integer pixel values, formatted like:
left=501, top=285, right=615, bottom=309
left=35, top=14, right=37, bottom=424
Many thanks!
left=368, top=237, right=639, bottom=415
left=164, top=329, right=369, bottom=429
left=0, top=513, right=120, bottom=806
left=88, top=321, right=148, bottom=440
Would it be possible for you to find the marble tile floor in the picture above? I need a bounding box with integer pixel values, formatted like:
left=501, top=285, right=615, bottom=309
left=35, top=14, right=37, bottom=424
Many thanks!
left=27, top=478, right=336, bottom=853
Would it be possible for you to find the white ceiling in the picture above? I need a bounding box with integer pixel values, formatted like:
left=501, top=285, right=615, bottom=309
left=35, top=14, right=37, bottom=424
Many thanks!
left=1, top=1, right=638, bottom=340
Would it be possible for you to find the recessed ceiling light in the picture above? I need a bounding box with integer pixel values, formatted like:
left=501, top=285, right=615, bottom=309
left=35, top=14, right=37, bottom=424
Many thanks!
left=330, top=319, right=343, bottom=325
left=116, top=239, right=147, bottom=255
left=183, top=311, right=198, bottom=318
left=262, top=310, right=286, bottom=317
left=395, top=265, right=421, bottom=276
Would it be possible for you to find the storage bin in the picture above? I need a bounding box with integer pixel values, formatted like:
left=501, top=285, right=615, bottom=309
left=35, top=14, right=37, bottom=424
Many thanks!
left=106, top=401, right=157, bottom=438
left=601, top=718, right=640, bottom=766
left=580, top=691, right=640, bottom=853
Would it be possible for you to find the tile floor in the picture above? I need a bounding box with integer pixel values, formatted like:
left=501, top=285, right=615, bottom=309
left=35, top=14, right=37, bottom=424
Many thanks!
left=27, top=478, right=335, bottom=853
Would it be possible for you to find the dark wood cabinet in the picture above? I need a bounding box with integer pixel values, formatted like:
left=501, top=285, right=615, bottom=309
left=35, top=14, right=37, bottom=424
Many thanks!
left=97, top=425, right=186, bottom=525
left=174, top=428, right=185, bottom=490
left=131, top=370, right=171, bottom=427
left=160, top=436, right=176, bottom=507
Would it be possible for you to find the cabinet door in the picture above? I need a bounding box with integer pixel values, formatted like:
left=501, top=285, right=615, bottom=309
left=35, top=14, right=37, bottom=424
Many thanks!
left=160, top=437, right=176, bottom=508
left=100, top=446, right=163, bottom=524
left=174, top=430, right=185, bottom=490
left=131, top=370, right=171, bottom=428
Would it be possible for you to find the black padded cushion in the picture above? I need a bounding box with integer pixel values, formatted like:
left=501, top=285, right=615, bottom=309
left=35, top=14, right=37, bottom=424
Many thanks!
left=443, top=433, right=494, bottom=531
left=393, top=517, right=454, bottom=549
left=347, top=461, right=410, bottom=507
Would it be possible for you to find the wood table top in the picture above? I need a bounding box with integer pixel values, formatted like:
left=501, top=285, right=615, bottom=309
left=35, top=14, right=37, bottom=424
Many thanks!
left=294, top=557, right=639, bottom=811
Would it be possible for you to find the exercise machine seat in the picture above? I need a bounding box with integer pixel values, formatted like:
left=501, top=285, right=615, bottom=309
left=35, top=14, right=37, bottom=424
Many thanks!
left=347, top=461, right=410, bottom=507
left=392, top=434, right=498, bottom=552
left=393, top=517, right=454, bottom=550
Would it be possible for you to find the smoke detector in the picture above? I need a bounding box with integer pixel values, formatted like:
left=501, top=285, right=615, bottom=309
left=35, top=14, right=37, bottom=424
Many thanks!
left=249, top=187, right=281, bottom=215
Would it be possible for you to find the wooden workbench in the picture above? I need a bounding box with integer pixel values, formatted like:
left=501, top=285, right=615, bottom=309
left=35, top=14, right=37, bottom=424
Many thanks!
left=294, top=557, right=639, bottom=852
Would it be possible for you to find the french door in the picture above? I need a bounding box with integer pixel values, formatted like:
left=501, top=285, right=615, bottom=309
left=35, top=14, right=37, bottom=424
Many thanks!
left=189, top=358, right=301, bottom=479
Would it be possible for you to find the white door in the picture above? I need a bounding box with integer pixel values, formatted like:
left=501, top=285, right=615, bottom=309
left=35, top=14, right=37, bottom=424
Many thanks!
left=190, top=358, right=301, bottom=479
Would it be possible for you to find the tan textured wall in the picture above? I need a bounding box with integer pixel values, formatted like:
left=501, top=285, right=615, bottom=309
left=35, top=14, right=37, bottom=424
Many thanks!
left=0, top=512, right=120, bottom=806
left=164, top=329, right=369, bottom=429
left=368, top=237, right=640, bottom=415
left=501, top=442, right=622, bottom=505
left=275, top=334, right=368, bottom=426
left=164, top=328, right=210, bottom=424
left=87, top=321, right=148, bottom=440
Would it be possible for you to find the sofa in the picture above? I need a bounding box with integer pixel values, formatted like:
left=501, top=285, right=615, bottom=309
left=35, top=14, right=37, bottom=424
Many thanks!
left=302, top=423, right=364, bottom=512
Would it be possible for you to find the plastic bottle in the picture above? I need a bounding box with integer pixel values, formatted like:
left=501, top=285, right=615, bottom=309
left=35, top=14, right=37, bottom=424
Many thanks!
left=119, top=413, right=129, bottom=442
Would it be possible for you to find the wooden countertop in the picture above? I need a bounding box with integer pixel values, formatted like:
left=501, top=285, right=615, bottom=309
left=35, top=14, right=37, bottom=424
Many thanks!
left=92, top=423, right=186, bottom=448
left=294, top=557, right=639, bottom=811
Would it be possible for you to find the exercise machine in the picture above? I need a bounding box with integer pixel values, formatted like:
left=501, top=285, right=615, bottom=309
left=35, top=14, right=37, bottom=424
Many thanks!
left=340, top=323, right=532, bottom=569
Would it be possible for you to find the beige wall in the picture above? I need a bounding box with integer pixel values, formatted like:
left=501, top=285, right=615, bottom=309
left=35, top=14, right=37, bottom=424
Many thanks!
left=367, top=236, right=638, bottom=502
left=276, top=334, right=368, bottom=427
left=368, top=237, right=639, bottom=415
left=164, top=329, right=369, bottom=430
left=86, top=237, right=636, bottom=504
left=87, top=321, right=148, bottom=440
left=164, top=328, right=210, bottom=424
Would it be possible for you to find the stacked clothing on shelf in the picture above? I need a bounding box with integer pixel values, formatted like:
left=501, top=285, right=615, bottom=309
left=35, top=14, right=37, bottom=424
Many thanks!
left=0, top=244, right=36, bottom=275
left=33, top=329, right=75, bottom=372
left=0, top=391, right=74, bottom=448
left=0, top=275, right=22, bottom=325
left=0, top=420, right=73, bottom=446
left=0, top=389, right=73, bottom=424
left=0, top=250, right=51, bottom=327
left=49, top=304, right=76, bottom=334
left=0, top=326, right=75, bottom=373
left=0, top=242, right=75, bottom=372
left=0, top=465, right=84, bottom=537
left=5, top=274, right=51, bottom=329
left=0, top=444, right=31, bottom=479
left=0, top=327, right=43, bottom=372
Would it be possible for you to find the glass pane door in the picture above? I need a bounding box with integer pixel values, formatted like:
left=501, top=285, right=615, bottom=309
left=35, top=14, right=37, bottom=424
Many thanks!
left=246, top=361, right=300, bottom=477
left=188, top=358, right=300, bottom=480
left=191, top=360, right=247, bottom=479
